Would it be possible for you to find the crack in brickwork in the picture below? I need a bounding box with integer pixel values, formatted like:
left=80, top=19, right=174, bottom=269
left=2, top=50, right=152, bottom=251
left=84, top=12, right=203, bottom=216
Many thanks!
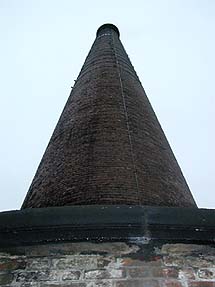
left=111, top=30, right=141, bottom=205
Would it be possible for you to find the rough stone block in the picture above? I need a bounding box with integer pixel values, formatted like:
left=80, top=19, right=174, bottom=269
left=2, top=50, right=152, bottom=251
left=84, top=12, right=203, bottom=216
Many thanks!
left=163, top=280, right=183, bottom=287
left=163, top=256, right=184, bottom=267
left=161, top=244, right=208, bottom=255
left=188, top=282, right=215, bottom=287
left=152, top=267, right=179, bottom=278
left=116, top=279, right=159, bottom=287
left=62, top=270, right=81, bottom=280
left=0, top=258, right=26, bottom=271
left=40, top=284, right=86, bottom=287
left=54, top=256, right=97, bottom=270
left=178, top=268, right=195, bottom=280
left=85, top=268, right=125, bottom=279
left=20, top=284, right=39, bottom=287
left=16, top=270, right=57, bottom=282
left=197, top=269, right=215, bottom=279
left=127, top=267, right=150, bottom=278
left=97, top=258, right=112, bottom=268
left=0, top=272, right=14, bottom=285
left=27, top=258, right=51, bottom=270
left=86, top=281, right=113, bottom=287
left=122, top=257, right=162, bottom=267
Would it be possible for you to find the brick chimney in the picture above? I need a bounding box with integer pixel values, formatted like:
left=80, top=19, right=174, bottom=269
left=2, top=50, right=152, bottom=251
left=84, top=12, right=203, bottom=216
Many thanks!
left=21, top=24, right=196, bottom=209
left=1, top=24, right=215, bottom=287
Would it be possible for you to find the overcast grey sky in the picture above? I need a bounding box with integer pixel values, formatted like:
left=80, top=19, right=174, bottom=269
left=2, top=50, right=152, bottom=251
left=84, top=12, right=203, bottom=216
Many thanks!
left=0, top=0, right=214, bottom=211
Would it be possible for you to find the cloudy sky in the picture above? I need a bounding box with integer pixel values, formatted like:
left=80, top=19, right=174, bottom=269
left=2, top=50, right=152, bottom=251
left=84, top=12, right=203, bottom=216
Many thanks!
left=0, top=0, right=214, bottom=211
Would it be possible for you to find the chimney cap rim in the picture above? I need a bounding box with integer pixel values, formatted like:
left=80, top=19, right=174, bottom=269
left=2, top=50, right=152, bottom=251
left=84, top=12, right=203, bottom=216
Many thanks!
left=96, top=23, right=120, bottom=37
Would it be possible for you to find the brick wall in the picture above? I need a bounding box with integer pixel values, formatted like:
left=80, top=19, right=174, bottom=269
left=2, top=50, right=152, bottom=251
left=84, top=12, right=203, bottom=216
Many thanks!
left=1, top=242, right=215, bottom=286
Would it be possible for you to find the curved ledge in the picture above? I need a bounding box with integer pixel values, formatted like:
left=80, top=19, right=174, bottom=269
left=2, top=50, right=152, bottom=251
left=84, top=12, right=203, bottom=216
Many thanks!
left=0, top=205, right=215, bottom=249
left=96, top=23, right=120, bottom=37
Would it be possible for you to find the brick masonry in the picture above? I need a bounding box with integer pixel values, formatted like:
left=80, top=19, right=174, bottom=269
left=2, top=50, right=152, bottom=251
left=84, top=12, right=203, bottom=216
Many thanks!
left=21, top=24, right=196, bottom=209
left=0, top=242, right=215, bottom=286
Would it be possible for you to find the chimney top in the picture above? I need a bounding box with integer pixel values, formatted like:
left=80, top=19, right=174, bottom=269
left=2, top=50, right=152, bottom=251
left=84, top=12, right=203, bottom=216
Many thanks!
left=96, top=23, right=120, bottom=38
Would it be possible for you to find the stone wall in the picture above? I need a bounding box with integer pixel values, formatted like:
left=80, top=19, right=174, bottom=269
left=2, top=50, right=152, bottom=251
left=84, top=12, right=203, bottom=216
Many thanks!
left=0, top=242, right=215, bottom=286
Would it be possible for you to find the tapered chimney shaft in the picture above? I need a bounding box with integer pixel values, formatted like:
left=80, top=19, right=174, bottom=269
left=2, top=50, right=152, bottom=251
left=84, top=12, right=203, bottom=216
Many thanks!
left=22, top=24, right=196, bottom=208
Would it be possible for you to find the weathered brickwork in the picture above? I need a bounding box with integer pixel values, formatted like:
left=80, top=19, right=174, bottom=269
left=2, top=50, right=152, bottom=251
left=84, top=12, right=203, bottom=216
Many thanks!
left=0, top=242, right=215, bottom=286
left=22, top=24, right=196, bottom=209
